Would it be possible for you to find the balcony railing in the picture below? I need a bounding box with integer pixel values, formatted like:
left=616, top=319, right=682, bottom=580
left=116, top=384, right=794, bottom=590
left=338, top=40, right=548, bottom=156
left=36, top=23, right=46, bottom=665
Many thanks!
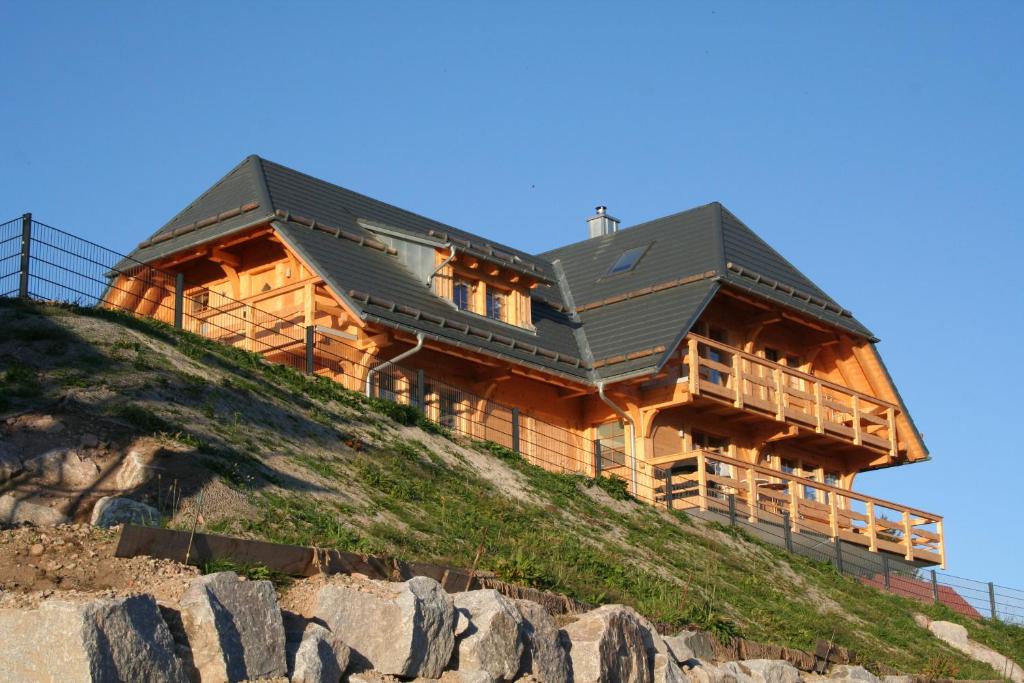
left=657, top=448, right=945, bottom=567
left=684, top=334, right=899, bottom=456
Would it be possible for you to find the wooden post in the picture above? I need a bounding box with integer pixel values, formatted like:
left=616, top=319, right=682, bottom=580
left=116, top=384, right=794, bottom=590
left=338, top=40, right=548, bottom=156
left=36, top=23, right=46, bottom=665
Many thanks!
left=902, top=509, right=914, bottom=561
left=782, top=512, right=794, bottom=552
left=866, top=501, right=878, bottom=552
left=728, top=494, right=737, bottom=526
left=774, top=368, right=786, bottom=421
left=851, top=395, right=863, bottom=446
left=788, top=479, right=800, bottom=533
left=936, top=519, right=946, bottom=570
left=931, top=570, right=939, bottom=604
left=747, top=467, right=758, bottom=522
left=665, top=470, right=673, bottom=510
left=829, top=489, right=840, bottom=539
left=988, top=582, right=997, bottom=620
left=882, top=556, right=891, bottom=591
left=813, top=382, right=824, bottom=434
left=696, top=450, right=708, bottom=512
left=305, top=326, right=315, bottom=375
left=732, top=352, right=744, bottom=409
left=18, top=213, right=31, bottom=298
left=886, top=407, right=898, bottom=458
left=688, top=337, right=700, bottom=396
left=173, top=273, right=185, bottom=329
left=511, top=408, right=521, bottom=455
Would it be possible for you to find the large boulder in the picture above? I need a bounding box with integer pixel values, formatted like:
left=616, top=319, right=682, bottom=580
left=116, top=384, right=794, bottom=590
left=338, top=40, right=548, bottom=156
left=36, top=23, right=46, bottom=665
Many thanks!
left=0, top=493, right=69, bottom=526
left=314, top=575, right=454, bottom=679
left=90, top=496, right=160, bottom=527
left=925, top=621, right=1023, bottom=683
left=0, top=594, right=187, bottom=682
left=288, top=622, right=351, bottom=683
left=514, top=599, right=570, bottom=683
left=664, top=630, right=716, bottom=664
left=23, top=448, right=100, bottom=487
left=829, top=665, right=879, bottom=683
left=560, top=604, right=653, bottom=683
left=449, top=589, right=525, bottom=682
left=175, top=571, right=287, bottom=682
left=738, top=659, right=802, bottom=683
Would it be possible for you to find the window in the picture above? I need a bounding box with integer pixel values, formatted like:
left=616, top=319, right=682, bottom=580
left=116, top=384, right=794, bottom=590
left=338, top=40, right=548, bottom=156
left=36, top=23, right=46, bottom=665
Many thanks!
left=605, top=245, right=649, bottom=275
left=453, top=281, right=471, bottom=311
left=822, top=471, right=840, bottom=505
left=596, top=420, right=626, bottom=467
left=486, top=289, right=506, bottom=321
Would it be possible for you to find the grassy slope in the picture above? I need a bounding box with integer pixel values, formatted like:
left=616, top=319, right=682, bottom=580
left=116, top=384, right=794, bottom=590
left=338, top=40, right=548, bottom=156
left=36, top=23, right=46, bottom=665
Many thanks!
left=1, top=299, right=1021, bottom=679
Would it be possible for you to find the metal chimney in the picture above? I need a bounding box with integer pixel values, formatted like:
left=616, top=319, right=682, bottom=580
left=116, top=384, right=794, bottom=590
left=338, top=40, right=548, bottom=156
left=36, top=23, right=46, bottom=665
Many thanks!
left=587, top=206, right=620, bottom=239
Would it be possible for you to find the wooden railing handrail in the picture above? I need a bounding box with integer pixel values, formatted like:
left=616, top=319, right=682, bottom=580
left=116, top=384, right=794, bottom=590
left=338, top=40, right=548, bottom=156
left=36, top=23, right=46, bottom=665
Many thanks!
left=662, top=448, right=942, bottom=522
left=685, top=333, right=900, bottom=412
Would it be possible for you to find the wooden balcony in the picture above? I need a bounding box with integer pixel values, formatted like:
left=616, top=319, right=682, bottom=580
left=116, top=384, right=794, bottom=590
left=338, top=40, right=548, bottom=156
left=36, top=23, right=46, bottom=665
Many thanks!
left=654, top=448, right=945, bottom=567
left=684, top=334, right=899, bottom=456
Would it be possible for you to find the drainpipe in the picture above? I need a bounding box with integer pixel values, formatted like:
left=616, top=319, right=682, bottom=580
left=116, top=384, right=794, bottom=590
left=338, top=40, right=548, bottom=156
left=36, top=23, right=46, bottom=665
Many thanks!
left=597, top=381, right=638, bottom=496
left=365, top=333, right=425, bottom=397
left=427, top=244, right=457, bottom=288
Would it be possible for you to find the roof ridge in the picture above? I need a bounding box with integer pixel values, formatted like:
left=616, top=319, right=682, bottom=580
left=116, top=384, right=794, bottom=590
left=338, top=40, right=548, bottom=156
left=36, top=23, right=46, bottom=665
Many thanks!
left=248, top=155, right=276, bottom=216
left=711, top=201, right=727, bottom=275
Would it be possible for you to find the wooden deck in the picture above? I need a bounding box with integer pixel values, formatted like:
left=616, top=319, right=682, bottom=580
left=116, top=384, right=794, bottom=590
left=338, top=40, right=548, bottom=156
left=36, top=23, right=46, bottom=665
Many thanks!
left=685, top=334, right=899, bottom=456
left=652, top=448, right=945, bottom=567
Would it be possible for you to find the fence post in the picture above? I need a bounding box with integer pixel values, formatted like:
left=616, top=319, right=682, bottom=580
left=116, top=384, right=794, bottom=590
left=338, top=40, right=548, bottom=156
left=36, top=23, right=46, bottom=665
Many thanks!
left=882, top=556, right=891, bottom=591
left=728, top=494, right=736, bottom=526
left=173, top=273, right=185, bottom=329
left=416, top=369, right=425, bottom=411
left=834, top=538, right=844, bottom=574
left=511, top=408, right=520, bottom=455
left=18, top=213, right=31, bottom=298
left=931, top=570, right=939, bottom=604
left=782, top=511, right=794, bottom=553
left=988, top=582, right=997, bottom=620
left=665, top=469, right=673, bottom=509
left=305, top=326, right=315, bottom=375
left=594, top=440, right=602, bottom=478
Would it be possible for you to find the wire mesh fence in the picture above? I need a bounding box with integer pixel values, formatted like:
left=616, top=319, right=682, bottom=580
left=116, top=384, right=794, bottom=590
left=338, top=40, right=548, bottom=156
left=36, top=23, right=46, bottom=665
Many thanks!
left=2, top=212, right=1021, bottom=625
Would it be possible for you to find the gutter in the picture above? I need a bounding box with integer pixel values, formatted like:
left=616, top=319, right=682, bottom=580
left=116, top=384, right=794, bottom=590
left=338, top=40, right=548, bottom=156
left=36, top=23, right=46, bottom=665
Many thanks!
left=597, top=382, right=638, bottom=497
left=427, top=244, right=457, bottom=288
left=365, top=333, right=425, bottom=397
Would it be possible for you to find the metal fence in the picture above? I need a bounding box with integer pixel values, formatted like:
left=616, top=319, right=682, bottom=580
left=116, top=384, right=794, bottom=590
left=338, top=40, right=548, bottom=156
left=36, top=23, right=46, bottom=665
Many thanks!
left=2, top=212, right=1022, bottom=626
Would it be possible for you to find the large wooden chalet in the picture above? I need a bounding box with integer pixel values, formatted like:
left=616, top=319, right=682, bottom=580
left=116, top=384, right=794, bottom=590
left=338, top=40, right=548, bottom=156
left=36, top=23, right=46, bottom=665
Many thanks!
left=111, top=156, right=944, bottom=567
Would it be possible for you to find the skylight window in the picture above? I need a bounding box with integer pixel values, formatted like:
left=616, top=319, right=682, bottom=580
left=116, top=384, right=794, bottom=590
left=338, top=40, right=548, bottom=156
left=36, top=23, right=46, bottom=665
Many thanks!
left=606, top=244, right=649, bottom=275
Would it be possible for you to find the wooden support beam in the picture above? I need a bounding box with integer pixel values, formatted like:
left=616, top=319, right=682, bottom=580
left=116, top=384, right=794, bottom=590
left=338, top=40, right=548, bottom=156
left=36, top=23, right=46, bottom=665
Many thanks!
left=866, top=501, right=878, bottom=552
left=732, top=353, right=744, bottom=409
left=886, top=407, right=898, bottom=458
left=813, top=382, right=824, bottom=434
left=747, top=468, right=758, bottom=523
left=852, top=395, right=862, bottom=446
left=688, top=337, right=700, bottom=396
left=210, top=247, right=240, bottom=269
left=902, top=509, right=914, bottom=561
left=829, top=490, right=840, bottom=539
left=774, top=368, right=785, bottom=421
left=788, top=480, right=800, bottom=533
left=697, top=450, right=708, bottom=512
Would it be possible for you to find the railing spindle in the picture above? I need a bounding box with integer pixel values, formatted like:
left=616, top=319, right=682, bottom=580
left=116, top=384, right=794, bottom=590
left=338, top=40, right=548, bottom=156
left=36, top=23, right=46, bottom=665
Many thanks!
left=696, top=450, right=708, bottom=511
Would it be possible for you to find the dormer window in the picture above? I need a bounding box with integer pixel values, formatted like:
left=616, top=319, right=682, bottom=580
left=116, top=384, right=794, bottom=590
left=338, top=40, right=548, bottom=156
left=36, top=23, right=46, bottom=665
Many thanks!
left=454, top=280, right=471, bottom=311
left=486, top=289, right=506, bottom=321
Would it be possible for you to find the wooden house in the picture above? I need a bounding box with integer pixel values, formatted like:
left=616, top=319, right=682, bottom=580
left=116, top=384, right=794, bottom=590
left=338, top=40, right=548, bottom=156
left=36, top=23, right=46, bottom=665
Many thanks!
left=110, top=156, right=944, bottom=567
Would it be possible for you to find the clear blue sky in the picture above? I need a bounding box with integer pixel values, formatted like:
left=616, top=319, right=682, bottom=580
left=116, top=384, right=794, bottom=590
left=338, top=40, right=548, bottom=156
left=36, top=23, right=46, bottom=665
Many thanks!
left=3, top=3, right=1022, bottom=587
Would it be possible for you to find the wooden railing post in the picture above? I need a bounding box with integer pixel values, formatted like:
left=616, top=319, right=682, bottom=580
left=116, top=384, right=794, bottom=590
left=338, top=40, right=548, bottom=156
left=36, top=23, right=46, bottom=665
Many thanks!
left=688, top=337, right=700, bottom=396
left=774, top=368, right=786, bottom=421
left=813, top=382, right=824, bottom=434
left=732, top=352, right=744, bottom=409
left=788, top=479, right=800, bottom=533
left=936, top=519, right=946, bottom=570
left=665, top=469, right=673, bottom=510
left=747, top=468, right=758, bottom=522
left=829, top=489, right=840, bottom=539
left=886, top=407, right=898, bottom=458
left=866, top=501, right=878, bottom=552
left=851, top=395, right=863, bottom=446
left=902, top=509, right=914, bottom=561
left=696, top=450, right=708, bottom=511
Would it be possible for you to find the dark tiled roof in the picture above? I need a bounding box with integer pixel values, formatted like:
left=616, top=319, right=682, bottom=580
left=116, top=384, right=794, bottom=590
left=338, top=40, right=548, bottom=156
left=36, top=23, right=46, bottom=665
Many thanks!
left=127, top=156, right=875, bottom=385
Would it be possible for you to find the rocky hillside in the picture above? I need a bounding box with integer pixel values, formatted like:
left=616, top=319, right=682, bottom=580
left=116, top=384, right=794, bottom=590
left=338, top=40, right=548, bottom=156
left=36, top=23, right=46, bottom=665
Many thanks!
left=1, top=299, right=1022, bottom=679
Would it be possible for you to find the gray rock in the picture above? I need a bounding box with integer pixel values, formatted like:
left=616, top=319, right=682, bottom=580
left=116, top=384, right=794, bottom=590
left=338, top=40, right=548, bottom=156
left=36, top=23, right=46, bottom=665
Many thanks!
left=0, top=444, right=23, bottom=483
left=560, top=604, right=653, bottom=683
left=23, top=448, right=99, bottom=487
left=90, top=495, right=160, bottom=527
left=0, top=594, right=187, bottom=682
left=0, top=493, right=69, bottom=525
left=829, top=665, right=879, bottom=683
left=629, top=607, right=683, bottom=683
left=288, top=622, right=350, bottom=683
left=116, top=448, right=159, bottom=489
left=315, top=575, right=454, bottom=679
left=654, top=652, right=687, bottom=683
left=514, top=599, right=570, bottom=683
left=665, top=630, right=716, bottom=663
left=925, top=621, right=1023, bottom=683
left=740, top=659, right=802, bottom=683
left=449, top=589, right=524, bottom=682
left=176, top=571, right=287, bottom=682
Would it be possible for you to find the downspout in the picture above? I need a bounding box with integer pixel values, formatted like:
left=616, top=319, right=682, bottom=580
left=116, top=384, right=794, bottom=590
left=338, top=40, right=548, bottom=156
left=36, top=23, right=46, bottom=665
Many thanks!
left=427, top=244, right=456, bottom=288
left=365, top=333, right=425, bottom=397
left=597, top=381, right=638, bottom=497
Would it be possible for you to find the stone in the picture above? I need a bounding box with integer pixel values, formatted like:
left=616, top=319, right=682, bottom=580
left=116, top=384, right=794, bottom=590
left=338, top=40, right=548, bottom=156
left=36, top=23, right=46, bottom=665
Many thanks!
left=514, top=599, right=570, bottom=683
left=0, top=444, right=23, bottom=483
left=450, top=589, right=525, bottom=682
left=0, top=493, right=69, bottom=526
left=23, top=448, right=99, bottom=487
left=654, top=652, right=687, bottom=683
left=29, top=543, right=44, bottom=556
left=90, top=495, right=161, bottom=527
left=175, top=571, right=287, bottom=682
left=315, top=575, right=454, bottom=679
left=829, top=665, right=879, bottom=683
left=739, top=659, right=802, bottom=683
left=0, top=594, right=187, bottom=682
left=80, top=433, right=100, bottom=449
left=116, top=448, right=159, bottom=489
left=560, top=604, right=653, bottom=683
left=925, top=620, right=1023, bottom=683
left=288, top=622, right=350, bottom=683
left=665, top=630, right=717, bottom=663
